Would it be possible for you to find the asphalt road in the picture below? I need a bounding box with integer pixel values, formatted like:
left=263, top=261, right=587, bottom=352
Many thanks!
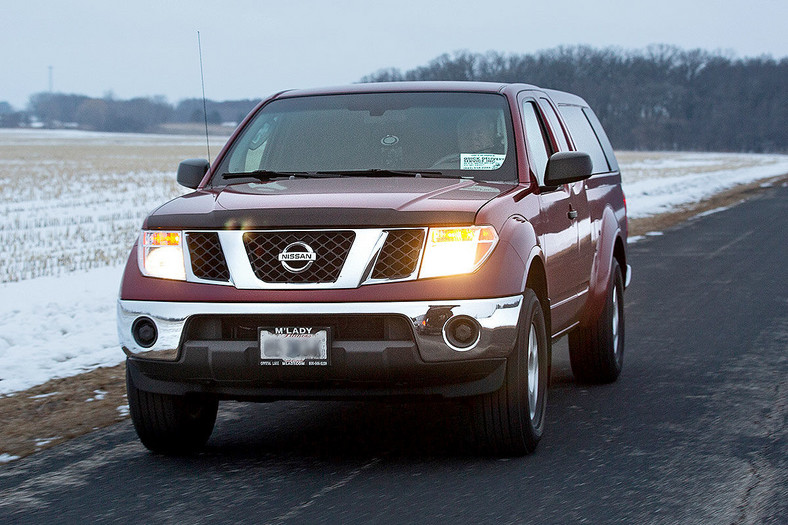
left=1, top=183, right=786, bottom=524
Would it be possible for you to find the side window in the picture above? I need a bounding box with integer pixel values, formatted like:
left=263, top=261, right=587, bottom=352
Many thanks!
left=557, top=105, right=610, bottom=174
left=583, top=107, right=619, bottom=172
left=538, top=98, right=570, bottom=151
left=521, top=101, right=551, bottom=184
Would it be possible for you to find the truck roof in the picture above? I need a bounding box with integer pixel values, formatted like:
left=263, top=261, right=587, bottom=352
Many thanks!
left=276, top=81, right=521, bottom=97
left=274, top=81, right=590, bottom=107
left=542, top=88, right=589, bottom=107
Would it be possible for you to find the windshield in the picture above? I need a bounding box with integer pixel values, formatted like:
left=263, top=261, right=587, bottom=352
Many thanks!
left=211, top=92, right=517, bottom=185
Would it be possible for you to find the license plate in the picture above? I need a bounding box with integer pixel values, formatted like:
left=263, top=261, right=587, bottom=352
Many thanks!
left=259, top=327, right=330, bottom=366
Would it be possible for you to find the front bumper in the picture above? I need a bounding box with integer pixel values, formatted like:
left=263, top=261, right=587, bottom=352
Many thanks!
left=119, top=295, right=523, bottom=398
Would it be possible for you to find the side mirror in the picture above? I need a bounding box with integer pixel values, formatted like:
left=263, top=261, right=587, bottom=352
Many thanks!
left=543, top=152, right=592, bottom=186
left=177, top=158, right=210, bottom=189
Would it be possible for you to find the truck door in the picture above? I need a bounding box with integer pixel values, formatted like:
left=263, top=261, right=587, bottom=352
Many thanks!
left=557, top=104, right=622, bottom=298
left=538, top=98, right=593, bottom=293
left=519, top=95, right=589, bottom=332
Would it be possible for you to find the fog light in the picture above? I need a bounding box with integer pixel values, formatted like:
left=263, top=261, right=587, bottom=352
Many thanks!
left=443, top=315, right=481, bottom=351
left=132, top=317, right=158, bottom=348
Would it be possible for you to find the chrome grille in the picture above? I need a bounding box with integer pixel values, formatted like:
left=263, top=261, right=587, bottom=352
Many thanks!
left=243, top=231, right=355, bottom=283
left=186, top=232, right=230, bottom=281
left=371, top=229, right=425, bottom=280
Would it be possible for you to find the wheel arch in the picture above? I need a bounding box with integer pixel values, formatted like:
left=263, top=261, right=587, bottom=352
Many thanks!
left=524, top=248, right=551, bottom=340
left=497, top=214, right=551, bottom=337
left=582, top=205, right=624, bottom=326
left=613, top=235, right=628, bottom=287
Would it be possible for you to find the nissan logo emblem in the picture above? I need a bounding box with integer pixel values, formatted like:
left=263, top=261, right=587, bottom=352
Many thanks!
left=277, top=241, right=317, bottom=273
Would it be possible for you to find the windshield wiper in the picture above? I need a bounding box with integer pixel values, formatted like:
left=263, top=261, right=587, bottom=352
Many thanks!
left=221, top=169, right=457, bottom=182
left=313, top=169, right=455, bottom=179
left=221, top=170, right=346, bottom=181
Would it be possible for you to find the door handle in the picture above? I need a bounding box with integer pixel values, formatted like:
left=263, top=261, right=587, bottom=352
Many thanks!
left=568, top=209, right=578, bottom=220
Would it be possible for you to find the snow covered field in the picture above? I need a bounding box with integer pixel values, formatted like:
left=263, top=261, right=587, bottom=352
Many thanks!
left=1, top=129, right=787, bottom=395
left=617, top=151, right=788, bottom=218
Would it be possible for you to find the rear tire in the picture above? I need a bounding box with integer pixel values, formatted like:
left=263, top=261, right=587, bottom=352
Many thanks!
left=472, top=289, right=549, bottom=456
left=569, top=259, right=625, bottom=384
left=126, top=365, right=218, bottom=455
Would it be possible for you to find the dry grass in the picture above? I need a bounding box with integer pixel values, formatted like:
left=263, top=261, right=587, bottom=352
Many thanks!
left=0, top=364, right=127, bottom=460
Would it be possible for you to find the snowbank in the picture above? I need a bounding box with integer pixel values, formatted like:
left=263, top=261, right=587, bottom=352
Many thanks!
left=0, top=266, right=123, bottom=395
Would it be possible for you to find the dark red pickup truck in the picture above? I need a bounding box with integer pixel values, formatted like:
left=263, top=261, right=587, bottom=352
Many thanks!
left=118, top=81, right=630, bottom=456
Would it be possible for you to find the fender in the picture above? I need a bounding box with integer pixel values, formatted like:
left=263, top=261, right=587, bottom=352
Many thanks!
left=497, top=215, right=541, bottom=294
left=581, top=205, right=620, bottom=327
left=497, top=215, right=551, bottom=338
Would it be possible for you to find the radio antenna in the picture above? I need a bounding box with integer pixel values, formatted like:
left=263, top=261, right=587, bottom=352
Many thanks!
left=197, top=31, right=211, bottom=163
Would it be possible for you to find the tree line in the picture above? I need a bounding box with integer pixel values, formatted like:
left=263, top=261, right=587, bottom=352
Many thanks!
left=361, top=45, right=787, bottom=153
left=2, top=45, right=785, bottom=151
left=0, top=94, right=261, bottom=133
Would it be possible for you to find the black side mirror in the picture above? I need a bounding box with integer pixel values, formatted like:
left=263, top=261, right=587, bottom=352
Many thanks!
left=543, top=152, right=592, bottom=186
left=177, top=158, right=210, bottom=189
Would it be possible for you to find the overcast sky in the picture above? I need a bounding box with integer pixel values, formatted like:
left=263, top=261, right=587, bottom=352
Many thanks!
left=2, top=0, right=786, bottom=109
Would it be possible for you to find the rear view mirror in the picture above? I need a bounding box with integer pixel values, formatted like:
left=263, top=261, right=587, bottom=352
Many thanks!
left=177, top=159, right=210, bottom=189
left=543, top=152, right=592, bottom=186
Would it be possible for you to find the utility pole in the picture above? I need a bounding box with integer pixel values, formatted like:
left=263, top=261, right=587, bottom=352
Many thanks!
left=48, top=66, right=53, bottom=93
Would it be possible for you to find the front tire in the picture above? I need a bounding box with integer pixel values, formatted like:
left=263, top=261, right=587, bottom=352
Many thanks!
left=126, top=365, right=218, bottom=455
left=472, top=289, right=549, bottom=456
left=569, top=259, right=625, bottom=384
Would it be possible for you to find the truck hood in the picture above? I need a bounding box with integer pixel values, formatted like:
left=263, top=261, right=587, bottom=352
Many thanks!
left=144, top=177, right=516, bottom=229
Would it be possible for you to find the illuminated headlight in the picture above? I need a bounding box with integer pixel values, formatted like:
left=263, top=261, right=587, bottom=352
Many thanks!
left=419, top=226, right=498, bottom=279
left=138, top=231, right=186, bottom=280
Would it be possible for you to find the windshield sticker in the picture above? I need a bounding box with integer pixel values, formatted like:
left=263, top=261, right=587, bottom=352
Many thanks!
left=460, top=154, right=505, bottom=170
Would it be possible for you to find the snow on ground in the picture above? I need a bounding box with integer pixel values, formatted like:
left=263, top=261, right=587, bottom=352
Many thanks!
left=0, top=454, right=21, bottom=463
left=618, top=152, right=788, bottom=218
left=0, top=130, right=787, bottom=395
left=0, top=128, right=214, bottom=147
left=0, top=266, right=123, bottom=395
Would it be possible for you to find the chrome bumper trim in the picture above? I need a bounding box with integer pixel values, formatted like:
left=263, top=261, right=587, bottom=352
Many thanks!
left=118, top=295, right=523, bottom=363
